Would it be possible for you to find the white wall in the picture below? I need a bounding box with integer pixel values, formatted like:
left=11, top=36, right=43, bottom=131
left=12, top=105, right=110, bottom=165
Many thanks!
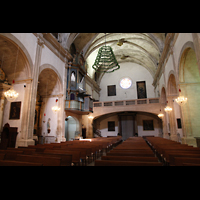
left=97, top=112, right=162, bottom=138
left=3, top=83, right=25, bottom=141
left=99, top=62, right=155, bottom=102
left=41, top=97, right=58, bottom=137
left=136, top=113, right=162, bottom=137
left=99, top=115, right=119, bottom=137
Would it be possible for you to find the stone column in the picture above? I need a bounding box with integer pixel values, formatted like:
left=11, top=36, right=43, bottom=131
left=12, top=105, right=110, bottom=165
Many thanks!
left=16, top=36, right=44, bottom=147
left=167, top=96, right=178, bottom=141
left=60, top=60, right=68, bottom=142
left=0, top=83, right=11, bottom=133
left=192, top=33, right=200, bottom=76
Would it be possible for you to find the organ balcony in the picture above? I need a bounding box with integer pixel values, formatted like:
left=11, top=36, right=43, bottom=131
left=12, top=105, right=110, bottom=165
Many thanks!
left=65, top=96, right=93, bottom=115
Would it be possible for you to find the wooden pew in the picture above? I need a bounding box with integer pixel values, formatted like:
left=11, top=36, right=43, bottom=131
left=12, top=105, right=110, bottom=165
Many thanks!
left=107, top=151, right=155, bottom=157
left=101, top=156, right=159, bottom=162
left=0, top=149, right=24, bottom=160
left=95, top=160, right=162, bottom=166
left=166, top=151, right=200, bottom=165
left=42, top=149, right=79, bottom=166
left=0, top=160, right=43, bottom=166
left=173, top=157, right=200, bottom=166
left=15, top=154, right=61, bottom=166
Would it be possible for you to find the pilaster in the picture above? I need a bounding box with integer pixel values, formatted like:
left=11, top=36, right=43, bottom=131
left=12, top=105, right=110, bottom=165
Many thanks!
left=16, top=36, right=44, bottom=147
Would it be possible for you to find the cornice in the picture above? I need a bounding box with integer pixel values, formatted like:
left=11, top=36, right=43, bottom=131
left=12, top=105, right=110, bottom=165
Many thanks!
left=33, top=33, right=73, bottom=62
left=152, top=33, right=176, bottom=87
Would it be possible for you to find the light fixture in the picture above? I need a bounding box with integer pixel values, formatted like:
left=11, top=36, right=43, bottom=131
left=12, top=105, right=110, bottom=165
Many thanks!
left=158, top=109, right=164, bottom=118
left=52, top=99, right=60, bottom=112
left=92, top=33, right=120, bottom=73
left=164, top=106, right=172, bottom=112
left=175, top=88, right=187, bottom=106
left=4, top=46, right=19, bottom=102
left=88, top=116, right=94, bottom=119
left=4, top=81, right=19, bottom=102
left=158, top=113, right=164, bottom=118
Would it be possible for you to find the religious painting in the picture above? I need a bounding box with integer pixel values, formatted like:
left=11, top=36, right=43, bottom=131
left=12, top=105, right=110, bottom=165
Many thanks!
left=108, top=121, right=115, bottom=131
left=137, top=81, right=147, bottom=99
left=9, top=101, right=21, bottom=120
left=107, top=85, right=116, bottom=96
left=177, top=118, right=182, bottom=129
left=143, top=120, right=154, bottom=131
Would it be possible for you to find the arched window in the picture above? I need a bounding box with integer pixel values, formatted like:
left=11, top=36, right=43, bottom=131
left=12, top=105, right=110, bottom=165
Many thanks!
left=70, top=93, right=75, bottom=100
left=71, top=71, right=76, bottom=88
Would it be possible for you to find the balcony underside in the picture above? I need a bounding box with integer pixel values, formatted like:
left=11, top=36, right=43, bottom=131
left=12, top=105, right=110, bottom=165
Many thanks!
left=65, top=108, right=91, bottom=115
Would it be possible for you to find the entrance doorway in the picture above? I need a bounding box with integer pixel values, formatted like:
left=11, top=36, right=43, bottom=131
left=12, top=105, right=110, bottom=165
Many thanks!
left=65, top=116, right=79, bottom=141
left=119, top=113, right=135, bottom=140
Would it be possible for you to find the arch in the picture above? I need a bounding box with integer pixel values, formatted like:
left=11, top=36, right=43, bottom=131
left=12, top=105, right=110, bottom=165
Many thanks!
left=160, top=86, right=167, bottom=104
left=39, top=63, right=63, bottom=93
left=93, top=111, right=162, bottom=138
left=178, top=45, right=200, bottom=144
left=167, top=71, right=178, bottom=96
left=0, top=33, right=33, bottom=78
left=178, top=41, right=196, bottom=82
left=66, top=116, right=80, bottom=141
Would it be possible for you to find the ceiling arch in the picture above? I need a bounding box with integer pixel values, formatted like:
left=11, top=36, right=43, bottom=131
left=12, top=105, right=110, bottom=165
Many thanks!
left=81, top=33, right=165, bottom=78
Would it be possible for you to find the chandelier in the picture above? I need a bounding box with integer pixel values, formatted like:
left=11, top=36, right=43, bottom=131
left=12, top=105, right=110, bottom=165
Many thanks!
left=4, top=84, right=19, bottom=102
left=164, top=106, right=172, bottom=112
left=4, top=46, right=20, bottom=102
left=175, top=89, right=187, bottom=106
left=92, top=33, right=120, bottom=73
left=52, top=99, right=60, bottom=112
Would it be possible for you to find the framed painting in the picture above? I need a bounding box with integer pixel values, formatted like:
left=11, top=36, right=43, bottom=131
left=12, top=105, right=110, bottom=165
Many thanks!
left=108, top=121, right=115, bottom=131
left=107, top=85, right=116, bottom=96
left=9, top=101, right=21, bottom=120
left=143, top=120, right=154, bottom=131
left=137, top=81, right=147, bottom=99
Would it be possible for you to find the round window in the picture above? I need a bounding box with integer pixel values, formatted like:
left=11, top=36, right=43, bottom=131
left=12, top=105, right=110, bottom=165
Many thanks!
left=120, top=77, right=132, bottom=89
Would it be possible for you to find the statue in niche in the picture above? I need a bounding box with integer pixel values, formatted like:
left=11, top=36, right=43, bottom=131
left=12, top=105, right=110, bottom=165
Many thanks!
left=47, top=118, right=51, bottom=133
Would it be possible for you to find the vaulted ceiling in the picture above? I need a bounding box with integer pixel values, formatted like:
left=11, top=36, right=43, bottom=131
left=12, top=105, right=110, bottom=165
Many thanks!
left=70, top=33, right=166, bottom=78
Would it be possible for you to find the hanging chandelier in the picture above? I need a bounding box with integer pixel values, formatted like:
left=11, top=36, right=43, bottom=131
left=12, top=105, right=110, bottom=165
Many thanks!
left=164, top=106, right=172, bottom=112
left=158, top=109, right=164, bottom=118
left=52, top=99, right=60, bottom=112
left=92, top=33, right=120, bottom=73
left=175, top=89, right=187, bottom=106
left=4, top=82, right=19, bottom=102
left=4, top=47, right=19, bottom=102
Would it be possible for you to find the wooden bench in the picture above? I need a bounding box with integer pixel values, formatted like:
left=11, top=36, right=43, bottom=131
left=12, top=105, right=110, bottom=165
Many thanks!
left=101, top=156, right=159, bottom=162
left=0, top=150, right=24, bottom=160
left=42, top=149, right=78, bottom=166
left=15, top=154, right=61, bottom=166
left=95, top=160, right=162, bottom=166
left=173, top=157, right=200, bottom=166
left=166, top=151, right=200, bottom=165
left=107, top=151, right=155, bottom=157
left=0, top=160, right=43, bottom=166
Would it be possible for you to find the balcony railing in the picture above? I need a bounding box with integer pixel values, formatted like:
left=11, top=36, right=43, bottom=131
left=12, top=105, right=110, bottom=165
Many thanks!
left=65, top=98, right=93, bottom=114
left=93, top=98, right=160, bottom=108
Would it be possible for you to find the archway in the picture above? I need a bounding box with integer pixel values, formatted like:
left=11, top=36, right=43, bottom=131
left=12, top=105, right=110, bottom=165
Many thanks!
left=167, top=73, right=178, bottom=141
left=179, top=47, right=200, bottom=146
left=35, top=67, right=62, bottom=143
left=93, top=111, right=162, bottom=140
left=160, top=87, right=168, bottom=138
left=0, top=34, right=33, bottom=146
left=65, top=116, right=79, bottom=141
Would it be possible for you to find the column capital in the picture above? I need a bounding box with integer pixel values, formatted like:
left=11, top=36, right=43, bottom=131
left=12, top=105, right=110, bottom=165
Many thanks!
left=37, top=36, right=45, bottom=47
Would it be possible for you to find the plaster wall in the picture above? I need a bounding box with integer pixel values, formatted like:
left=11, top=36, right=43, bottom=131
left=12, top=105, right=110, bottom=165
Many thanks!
left=11, top=33, right=37, bottom=68
left=40, top=44, right=65, bottom=85
left=3, top=83, right=25, bottom=142
left=136, top=113, right=161, bottom=137
left=99, top=62, right=155, bottom=102
left=96, top=112, right=161, bottom=138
